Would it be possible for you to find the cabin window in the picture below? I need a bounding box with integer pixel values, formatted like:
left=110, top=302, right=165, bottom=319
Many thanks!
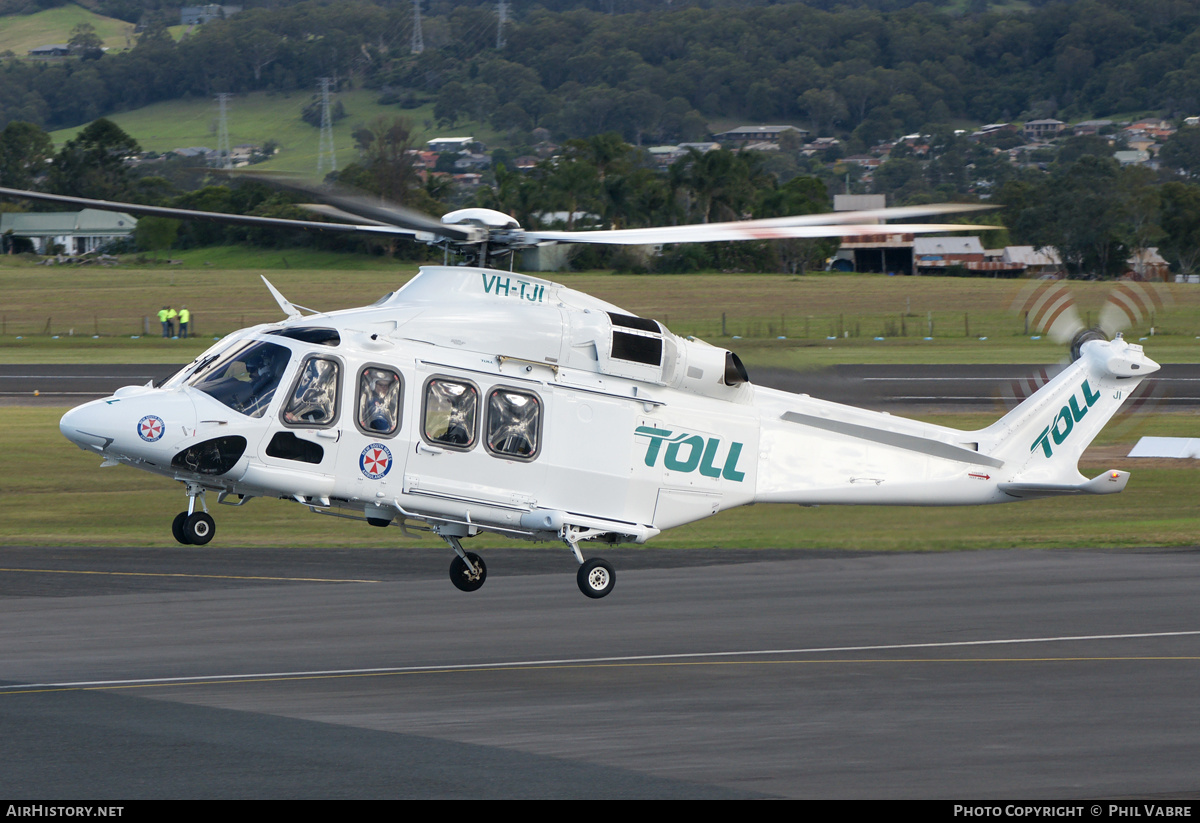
left=266, top=327, right=341, bottom=346
left=282, top=356, right=341, bottom=427
left=485, top=388, right=541, bottom=461
left=187, top=340, right=291, bottom=419
left=423, top=377, right=478, bottom=449
left=356, top=366, right=403, bottom=437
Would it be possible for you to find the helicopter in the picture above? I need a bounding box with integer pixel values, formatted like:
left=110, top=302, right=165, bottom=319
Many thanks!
left=0, top=183, right=1160, bottom=599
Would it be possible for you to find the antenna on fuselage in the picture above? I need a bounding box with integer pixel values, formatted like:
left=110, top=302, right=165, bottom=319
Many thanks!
left=261, top=276, right=302, bottom=319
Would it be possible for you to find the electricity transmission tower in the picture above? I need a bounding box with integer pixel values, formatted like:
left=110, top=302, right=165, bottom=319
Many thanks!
left=215, top=93, right=232, bottom=170
left=317, top=78, right=337, bottom=176
left=497, top=0, right=507, bottom=50
left=411, top=0, right=423, bottom=54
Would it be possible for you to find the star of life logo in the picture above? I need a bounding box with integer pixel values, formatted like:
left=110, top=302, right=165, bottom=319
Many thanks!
left=137, top=415, right=164, bottom=442
left=359, top=443, right=393, bottom=479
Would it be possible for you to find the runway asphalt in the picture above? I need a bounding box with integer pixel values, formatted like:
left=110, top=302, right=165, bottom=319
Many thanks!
left=1, top=545, right=1199, bottom=799
left=2, top=362, right=1198, bottom=798
left=4, top=362, right=1200, bottom=409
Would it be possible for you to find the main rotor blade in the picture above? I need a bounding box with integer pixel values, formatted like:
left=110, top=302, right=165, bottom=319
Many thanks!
left=736, top=202, right=995, bottom=228
left=298, top=203, right=394, bottom=227
left=0, top=186, right=424, bottom=238
left=526, top=221, right=1002, bottom=246
left=240, top=173, right=476, bottom=242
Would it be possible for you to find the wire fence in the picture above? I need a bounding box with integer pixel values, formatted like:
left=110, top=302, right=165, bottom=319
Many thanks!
left=0, top=309, right=1188, bottom=342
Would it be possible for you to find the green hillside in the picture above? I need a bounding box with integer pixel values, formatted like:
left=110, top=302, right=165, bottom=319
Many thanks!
left=0, top=4, right=133, bottom=56
left=49, top=90, right=502, bottom=179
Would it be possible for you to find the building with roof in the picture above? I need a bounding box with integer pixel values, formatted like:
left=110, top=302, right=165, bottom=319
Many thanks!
left=181, top=5, right=242, bottom=25
left=1002, top=246, right=1062, bottom=275
left=1023, top=119, right=1066, bottom=140
left=427, top=137, right=476, bottom=153
left=714, top=126, right=808, bottom=144
left=1, top=209, right=137, bottom=254
left=27, top=44, right=71, bottom=58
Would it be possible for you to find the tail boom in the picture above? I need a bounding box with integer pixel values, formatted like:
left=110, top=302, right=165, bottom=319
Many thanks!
left=749, top=337, right=1156, bottom=507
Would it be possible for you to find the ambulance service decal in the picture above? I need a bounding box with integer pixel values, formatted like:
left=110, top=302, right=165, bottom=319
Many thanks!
left=137, top=415, right=165, bottom=442
left=360, top=443, right=393, bottom=479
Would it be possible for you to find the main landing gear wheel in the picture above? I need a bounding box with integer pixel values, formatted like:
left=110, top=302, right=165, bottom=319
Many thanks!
left=577, top=558, right=615, bottom=599
left=184, top=511, right=215, bottom=545
left=449, top=552, right=487, bottom=592
left=171, top=512, right=191, bottom=545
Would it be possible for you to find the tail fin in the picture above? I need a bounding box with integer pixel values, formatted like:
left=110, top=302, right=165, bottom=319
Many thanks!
left=978, top=337, right=1158, bottom=489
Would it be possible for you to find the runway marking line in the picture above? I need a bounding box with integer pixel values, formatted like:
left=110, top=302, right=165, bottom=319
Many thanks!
left=0, top=567, right=380, bottom=584
left=2, top=630, right=1198, bottom=695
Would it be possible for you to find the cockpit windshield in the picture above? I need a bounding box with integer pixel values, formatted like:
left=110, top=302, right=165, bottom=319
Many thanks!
left=187, top=340, right=291, bottom=418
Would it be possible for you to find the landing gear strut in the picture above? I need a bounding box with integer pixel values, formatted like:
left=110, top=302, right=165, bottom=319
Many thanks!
left=172, top=483, right=215, bottom=545
left=440, top=530, right=487, bottom=592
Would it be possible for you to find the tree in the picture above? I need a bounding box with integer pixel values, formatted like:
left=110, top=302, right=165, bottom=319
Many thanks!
left=48, top=118, right=140, bottom=200
left=799, top=88, right=847, bottom=138
left=135, top=216, right=180, bottom=260
left=1013, top=156, right=1127, bottom=279
left=0, top=121, right=52, bottom=189
left=68, top=23, right=104, bottom=60
left=1159, top=181, right=1200, bottom=275
left=1158, top=127, right=1200, bottom=179
left=753, top=175, right=834, bottom=273
left=340, top=116, right=427, bottom=208
left=434, top=82, right=465, bottom=129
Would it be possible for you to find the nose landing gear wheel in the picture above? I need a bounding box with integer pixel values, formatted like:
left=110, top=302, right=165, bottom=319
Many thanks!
left=171, top=512, right=192, bottom=545
left=577, top=558, right=614, bottom=599
left=449, top=552, right=487, bottom=592
left=184, top=511, right=215, bottom=545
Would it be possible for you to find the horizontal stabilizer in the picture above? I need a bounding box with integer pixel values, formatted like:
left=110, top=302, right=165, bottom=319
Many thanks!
left=1128, top=437, right=1200, bottom=458
left=999, top=469, right=1129, bottom=499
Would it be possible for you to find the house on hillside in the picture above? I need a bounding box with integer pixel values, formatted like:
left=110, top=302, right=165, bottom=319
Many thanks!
left=1, top=209, right=137, bottom=254
left=1023, top=119, right=1066, bottom=141
left=427, top=137, right=476, bottom=154
left=180, top=5, right=242, bottom=25
left=27, top=44, right=71, bottom=58
left=714, top=126, right=808, bottom=145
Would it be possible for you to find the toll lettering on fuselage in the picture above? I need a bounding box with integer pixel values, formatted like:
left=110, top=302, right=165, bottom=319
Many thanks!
left=636, top=426, right=746, bottom=482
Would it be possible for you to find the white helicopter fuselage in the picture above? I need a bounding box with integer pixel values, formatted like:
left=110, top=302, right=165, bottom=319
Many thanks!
left=60, top=266, right=1159, bottom=569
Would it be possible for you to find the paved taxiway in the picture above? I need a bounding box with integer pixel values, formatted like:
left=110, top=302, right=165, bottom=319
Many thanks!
left=2, top=546, right=1199, bottom=798
left=4, top=363, right=1200, bottom=408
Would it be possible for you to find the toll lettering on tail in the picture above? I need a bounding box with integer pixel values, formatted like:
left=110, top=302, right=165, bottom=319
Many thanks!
left=1029, top=380, right=1102, bottom=458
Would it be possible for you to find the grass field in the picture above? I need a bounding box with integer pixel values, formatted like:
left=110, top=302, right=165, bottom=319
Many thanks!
left=48, top=89, right=502, bottom=178
left=3, top=254, right=1199, bottom=366
left=2, top=259, right=1195, bottom=550
left=2, top=406, right=1195, bottom=549
left=0, top=5, right=133, bottom=56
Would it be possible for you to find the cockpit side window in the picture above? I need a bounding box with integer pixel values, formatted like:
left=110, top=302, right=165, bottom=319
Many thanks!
left=485, top=388, right=541, bottom=461
left=282, top=356, right=341, bottom=427
left=423, top=377, right=478, bottom=450
left=356, top=366, right=402, bottom=437
left=187, top=340, right=291, bottom=419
